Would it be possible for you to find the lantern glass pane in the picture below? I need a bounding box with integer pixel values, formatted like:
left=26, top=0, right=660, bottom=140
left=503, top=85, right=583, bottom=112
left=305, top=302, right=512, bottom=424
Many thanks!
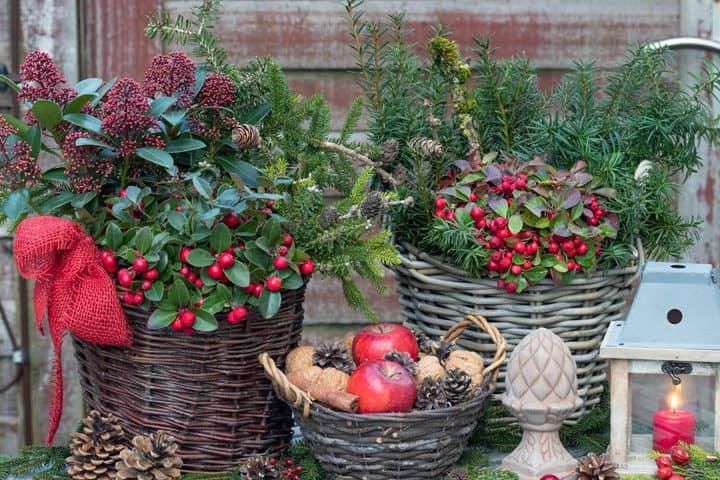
left=629, top=373, right=715, bottom=455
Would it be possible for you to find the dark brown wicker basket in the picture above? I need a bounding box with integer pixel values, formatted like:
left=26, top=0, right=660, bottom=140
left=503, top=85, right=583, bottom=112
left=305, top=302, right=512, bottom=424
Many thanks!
left=261, top=315, right=507, bottom=480
left=73, top=286, right=306, bottom=474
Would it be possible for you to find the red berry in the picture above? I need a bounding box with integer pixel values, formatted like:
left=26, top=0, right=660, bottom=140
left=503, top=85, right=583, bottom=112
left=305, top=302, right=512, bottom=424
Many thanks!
left=180, top=247, right=192, bottom=263
left=495, top=217, right=507, bottom=228
left=527, top=243, right=538, bottom=255
left=548, top=241, right=560, bottom=254
left=118, top=269, right=133, bottom=287
left=253, top=283, right=264, bottom=297
left=470, top=206, right=484, bottom=220
left=588, top=217, right=599, bottom=226
left=218, top=252, right=234, bottom=269
left=539, top=476, right=560, bottom=480
left=223, top=213, right=240, bottom=228
left=208, top=263, right=223, bottom=279
left=133, top=257, right=148, bottom=273
left=496, top=279, right=506, bottom=289
left=561, top=240, right=574, bottom=252
left=510, top=265, right=522, bottom=275
left=141, top=280, right=152, bottom=290
left=469, top=192, right=478, bottom=202
left=514, top=241, right=526, bottom=254
left=670, top=446, right=691, bottom=465
left=567, top=261, right=576, bottom=270
left=119, top=189, right=127, bottom=197
left=195, top=279, right=204, bottom=288
left=490, top=251, right=503, bottom=262
left=187, top=273, right=197, bottom=282
left=180, top=266, right=189, bottom=276
left=655, top=456, right=673, bottom=469
left=227, top=310, right=237, bottom=324
left=446, top=210, right=456, bottom=221
left=498, top=258, right=512, bottom=272
left=505, top=282, right=517, bottom=293
left=656, top=467, right=674, bottom=480
left=300, top=260, right=315, bottom=275
left=180, top=311, right=196, bottom=328
left=175, top=206, right=183, bottom=211
left=267, top=276, right=282, bottom=292
left=122, top=291, right=135, bottom=304
left=183, top=327, right=195, bottom=336
left=667, top=475, right=686, bottom=480
left=497, top=228, right=510, bottom=239
left=103, top=256, right=118, bottom=273
left=283, top=234, right=293, bottom=247
left=577, top=243, right=589, bottom=255
left=144, top=268, right=159, bottom=280
left=434, top=197, right=447, bottom=210
left=133, top=292, right=144, bottom=304
left=231, top=306, right=247, bottom=323
left=475, top=218, right=487, bottom=229
left=274, top=256, right=289, bottom=270
left=434, top=209, right=445, bottom=218
left=171, top=318, right=183, bottom=331
left=523, top=260, right=532, bottom=269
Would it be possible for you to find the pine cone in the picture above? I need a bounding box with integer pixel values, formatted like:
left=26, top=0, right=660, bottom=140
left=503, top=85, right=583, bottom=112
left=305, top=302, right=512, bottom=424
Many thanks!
left=441, top=368, right=474, bottom=406
left=241, top=455, right=277, bottom=479
left=576, top=453, right=619, bottom=480
left=66, top=410, right=125, bottom=480
left=384, top=350, right=417, bottom=376
left=436, top=341, right=457, bottom=366
left=415, top=377, right=449, bottom=410
left=231, top=124, right=261, bottom=149
left=359, top=191, right=383, bottom=218
left=412, top=329, right=437, bottom=355
left=393, top=165, right=408, bottom=185
left=312, top=341, right=355, bottom=375
left=444, top=467, right=469, bottom=480
left=318, top=206, right=340, bottom=229
left=408, top=136, right=443, bottom=157
left=116, top=431, right=182, bottom=480
left=380, top=138, right=400, bottom=163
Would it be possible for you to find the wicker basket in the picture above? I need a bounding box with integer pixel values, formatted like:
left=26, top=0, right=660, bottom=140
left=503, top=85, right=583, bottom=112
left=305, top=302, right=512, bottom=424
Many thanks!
left=261, top=315, right=507, bottom=480
left=73, top=286, right=306, bottom=474
left=394, top=241, right=643, bottom=422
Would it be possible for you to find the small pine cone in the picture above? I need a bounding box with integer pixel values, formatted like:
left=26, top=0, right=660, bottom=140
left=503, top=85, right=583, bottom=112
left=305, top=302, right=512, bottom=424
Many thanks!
left=384, top=350, right=417, bottom=376
left=318, top=206, right=340, bottom=229
left=408, top=136, right=443, bottom=157
left=380, top=138, right=400, bottom=163
left=412, top=329, right=437, bottom=355
left=441, top=368, right=474, bottom=406
left=116, top=431, right=182, bottom=480
left=66, top=410, right=125, bottom=480
left=312, top=341, right=355, bottom=375
left=241, top=455, right=277, bottom=479
left=415, top=377, right=449, bottom=410
left=436, top=341, right=458, bottom=366
left=231, top=124, right=261, bottom=149
left=445, top=467, right=470, bottom=480
left=359, top=191, right=383, bottom=218
left=393, top=165, right=408, bottom=185
left=576, top=452, right=619, bottom=480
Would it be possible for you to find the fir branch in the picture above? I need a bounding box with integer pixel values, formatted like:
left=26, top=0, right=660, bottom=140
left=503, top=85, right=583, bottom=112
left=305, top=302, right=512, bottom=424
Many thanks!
left=319, top=140, right=398, bottom=186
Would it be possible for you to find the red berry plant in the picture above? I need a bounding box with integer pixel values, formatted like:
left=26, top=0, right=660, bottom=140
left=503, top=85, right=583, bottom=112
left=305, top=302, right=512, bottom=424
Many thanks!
left=0, top=10, right=401, bottom=332
left=652, top=443, right=720, bottom=479
left=427, top=156, right=617, bottom=293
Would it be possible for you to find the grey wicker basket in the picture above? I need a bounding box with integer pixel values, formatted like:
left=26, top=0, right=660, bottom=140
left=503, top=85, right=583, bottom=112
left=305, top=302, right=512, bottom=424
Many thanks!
left=393, top=240, right=643, bottom=423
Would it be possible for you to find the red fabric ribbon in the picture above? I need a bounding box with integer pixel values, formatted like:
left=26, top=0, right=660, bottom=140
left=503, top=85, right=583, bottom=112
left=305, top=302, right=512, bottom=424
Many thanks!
left=14, top=216, right=131, bottom=444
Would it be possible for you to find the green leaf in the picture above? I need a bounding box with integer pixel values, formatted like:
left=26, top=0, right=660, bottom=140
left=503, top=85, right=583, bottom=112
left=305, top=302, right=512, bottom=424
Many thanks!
left=193, top=69, right=207, bottom=96
left=148, top=96, right=176, bottom=117
left=541, top=254, right=558, bottom=268
left=489, top=197, right=509, bottom=218
left=553, top=261, right=569, bottom=273
left=215, top=189, right=240, bottom=208
left=134, top=226, right=153, bottom=253
left=105, top=223, right=123, bottom=250
left=70, top=191, right=96, bottom=208
left=210, top=223, right=232, bottom=252
left=64, top=93, right=97, bottom=114
left=255, top=237, right=273, bottom=255
left=524, top=267, right=548, bottom=283
left=147, top=309, right=176, bottom=329
left=42, top=167, right=67, bottom=183
left=161, top=110, right=187, bottom=127
left=215, top=283, right=232, bottom=302
left=75, top=77, right=103, bottom=93
left=63, top=113, right=102, bottom=134
left=91, top=77, right=117, bottom=107
left=281, top=271, right=304, bottom=290
left=0, top=74, right=20, bottom=93
left=244, top=246, right=270, bottom=268
left=32, top=100, right=64, bottom=131
left=145, top=281, right=164, bottom=302
left=258, top=290, right=281, bottom=319
left=25, top=126, right=41, bottom=157
left=263, top=218, right=282, bottom=244
left=200, top=294, right=226, bottom=315
left=165, top=138, right=205, bottom=153
left=166, top=211, right=187, bottom=232
left=516, top=276, right=529, bottom=293
left=216, top=156, right=258, bottom=187
left=151, top=232, right=170, bottom=250
left=136, top=147, right=175, bottom=172
left=125, top=186, right=142, bottom=204
left=187, top=248, right=215, bottom=267
left=76, top=136, right=112, bottom=149
left=192, top=176, right=213, bottom=199
left=225, top=261, right=250, bottom=287
left=36, top=191, right=74, bottom=214
left=508, top=214, right=523, bottom=235
left=193, top=309, right=219, bottom=332
left=167, top=279, right=190, bottom=308
left=3, top=188, right=31, bottom=220
left=238, top=103, right=271, bottom=124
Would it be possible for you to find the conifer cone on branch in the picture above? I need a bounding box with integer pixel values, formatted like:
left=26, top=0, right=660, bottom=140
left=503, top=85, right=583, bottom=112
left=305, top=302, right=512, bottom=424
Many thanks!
left=231, top=124, right=261, bottom=149
left=66, top=410, right=126, bottom=480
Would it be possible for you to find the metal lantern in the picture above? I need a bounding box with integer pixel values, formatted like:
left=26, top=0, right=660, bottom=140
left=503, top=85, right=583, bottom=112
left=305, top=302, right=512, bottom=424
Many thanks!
left=600, top=262, right=720, bottom=474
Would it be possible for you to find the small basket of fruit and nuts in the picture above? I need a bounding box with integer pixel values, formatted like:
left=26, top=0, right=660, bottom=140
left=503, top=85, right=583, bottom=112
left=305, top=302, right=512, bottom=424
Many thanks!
left=259, top=315, right=507, bottom=480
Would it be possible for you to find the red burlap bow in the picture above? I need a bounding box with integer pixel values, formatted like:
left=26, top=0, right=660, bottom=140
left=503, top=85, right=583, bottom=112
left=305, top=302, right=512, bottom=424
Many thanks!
left=14, top=216, right=131, bottom=444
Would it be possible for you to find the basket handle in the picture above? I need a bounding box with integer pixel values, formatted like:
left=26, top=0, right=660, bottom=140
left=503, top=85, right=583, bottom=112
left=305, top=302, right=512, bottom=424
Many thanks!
left=441, top=314, right=507, bottom=388
left=259, top=352, right=314, bottom=417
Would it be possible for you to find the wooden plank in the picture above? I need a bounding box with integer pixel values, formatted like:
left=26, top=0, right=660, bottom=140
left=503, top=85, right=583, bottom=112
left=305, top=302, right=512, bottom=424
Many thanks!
left=609, top=359, right=630, bottom=468
left=81, top=0, right=163, bottom=80
left=165, top=0, right=680, bottom=70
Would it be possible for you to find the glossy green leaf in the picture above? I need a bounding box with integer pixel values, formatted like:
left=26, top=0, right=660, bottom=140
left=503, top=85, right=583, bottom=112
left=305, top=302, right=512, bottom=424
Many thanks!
left=161, top=110, right=187, bottom=127
left=0, top=114, right=28, bottom=135
left=165, top=138, right=205, bottom=153
left=105, top=223, right=123, bottom=250
left=36, top=191, right=74, bottom=214
left=3, top=188, right=31, bottom=220
left=187, top=248, right=215, bottom=267
left=32, top=100, right=63, bottom=131
left=166, top=211, right=187, bottom=232
left=144, top=281, right=164, bottom=302
left=147, top=309, right=176, bottom=329
left=192, top=176, right=213, bottom=199
left=238, top=103, right=271, bottom=125
left=258, top=290, right=281, bottom=319
left=91, top=77, right=117, bottom=107
left=210, top=223, right=232, bottom=252
left=216, top=156, right=258, bottom=187
left=75, top=78, right=103, bottom=94
left=193, top=309, right=219, bottom=332
left=148, top=96, right=176, bottom=118
left=508, top=214, right=523, bottom=235
left=0, top=74, right=20, bottom=93
left=225, top=261, right=250, bottom=287
left=136, top=147, right=174, bottom=172
left=76, top=136, right=112, bottom=149
left=64, top=113, right=102, bottom=134
left=167, top=279, right=190, bottom=308
left=64, top=93, right=97, bottom=114
left=134, top=227, right=153, bottom=254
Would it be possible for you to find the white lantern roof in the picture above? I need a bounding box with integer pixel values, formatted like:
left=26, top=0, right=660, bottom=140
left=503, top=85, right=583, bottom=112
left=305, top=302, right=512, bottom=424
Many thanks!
left=601, top=262, right=720, bottom=362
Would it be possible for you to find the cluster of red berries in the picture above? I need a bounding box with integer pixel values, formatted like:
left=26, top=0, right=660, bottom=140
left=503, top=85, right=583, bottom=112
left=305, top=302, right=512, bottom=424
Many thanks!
left=489, top=173, right=528, bottom=195
left=586, top=196, right=608, bottom=226
left=102, top=250, right=158, bottom=305
left=170, top=308, right=197, bottom=334
left=267, top=458, right=303, bottom=480
left=655, top=445, right=695, bottom=480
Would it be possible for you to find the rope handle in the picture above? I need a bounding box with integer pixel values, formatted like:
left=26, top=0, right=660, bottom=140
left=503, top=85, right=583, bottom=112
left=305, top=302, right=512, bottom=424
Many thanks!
left=260, top=314, right=508, bottom=417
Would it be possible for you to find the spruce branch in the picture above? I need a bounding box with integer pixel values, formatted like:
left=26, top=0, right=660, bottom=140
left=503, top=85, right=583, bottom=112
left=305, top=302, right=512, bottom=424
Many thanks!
left=319, top=140, right=398, bottom=186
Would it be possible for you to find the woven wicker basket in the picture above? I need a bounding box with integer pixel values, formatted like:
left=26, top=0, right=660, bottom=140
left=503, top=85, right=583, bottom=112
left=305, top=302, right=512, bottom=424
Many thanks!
left=73, top=286, right=306, bottom=474
left=261, top=315, right=507, bottom=480
left=394, top=241, right=643, bottom=423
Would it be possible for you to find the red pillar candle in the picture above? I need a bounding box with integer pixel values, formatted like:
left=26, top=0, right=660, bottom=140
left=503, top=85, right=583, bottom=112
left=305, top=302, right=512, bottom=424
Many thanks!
left=653, top=390, right=695, bottom=453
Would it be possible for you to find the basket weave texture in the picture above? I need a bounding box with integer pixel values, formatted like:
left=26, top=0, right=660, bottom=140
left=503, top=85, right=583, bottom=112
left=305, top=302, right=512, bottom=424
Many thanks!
left=73, top=286, right=306, bottom=474
left=261, top=314, right=507, bottom=480
left=394, top=241, right=642, bottom=422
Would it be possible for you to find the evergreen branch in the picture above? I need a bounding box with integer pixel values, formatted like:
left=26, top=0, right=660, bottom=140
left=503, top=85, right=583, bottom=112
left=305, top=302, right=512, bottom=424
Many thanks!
left=319, top=140, right=398, bottom=186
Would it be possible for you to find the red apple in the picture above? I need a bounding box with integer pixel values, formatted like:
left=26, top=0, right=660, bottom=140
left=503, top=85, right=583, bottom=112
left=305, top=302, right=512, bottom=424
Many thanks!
left=352, top=323, right=419, bottom=364
left=346, top=360, right=416, bottom=413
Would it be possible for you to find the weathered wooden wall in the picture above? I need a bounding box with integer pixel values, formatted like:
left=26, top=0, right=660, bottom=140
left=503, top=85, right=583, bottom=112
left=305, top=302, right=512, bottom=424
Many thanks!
left=3, top=0, right=720, bottom=454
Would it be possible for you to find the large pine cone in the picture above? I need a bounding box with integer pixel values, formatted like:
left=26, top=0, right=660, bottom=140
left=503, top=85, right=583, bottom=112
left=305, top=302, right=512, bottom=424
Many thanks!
left=66, top=410, right=125, bottom=480
left=442, top=368, right=474, bottom=406
left=241, top=455, right=277, bottom=479
left=231, top=124, right=261, bottom=149
left=576, top=453, right=619, bottom=480
left=116, top=431, right=182, bottom=480
left=312, top=341, right=355, bottom=375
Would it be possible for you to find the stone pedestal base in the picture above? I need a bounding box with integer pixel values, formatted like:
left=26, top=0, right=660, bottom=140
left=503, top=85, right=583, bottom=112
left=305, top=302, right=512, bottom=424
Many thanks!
left=501, top=430, right=577, bottom=480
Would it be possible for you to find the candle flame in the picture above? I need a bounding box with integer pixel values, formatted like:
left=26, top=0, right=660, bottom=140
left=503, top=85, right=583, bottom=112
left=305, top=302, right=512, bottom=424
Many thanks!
left=669, top=385, right=682, bottom=412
